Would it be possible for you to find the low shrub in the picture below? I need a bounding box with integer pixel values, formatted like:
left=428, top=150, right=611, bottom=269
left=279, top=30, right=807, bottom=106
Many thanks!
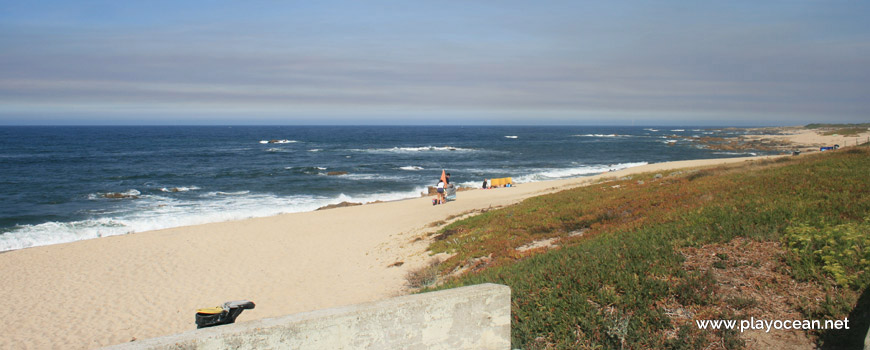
left=424, top=148, right=870, bottom=349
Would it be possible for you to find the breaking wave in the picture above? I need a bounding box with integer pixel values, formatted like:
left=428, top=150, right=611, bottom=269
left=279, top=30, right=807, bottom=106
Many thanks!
left=0, top=187, right=427, bottom=252
left=513, top=162, right=648, bottom=183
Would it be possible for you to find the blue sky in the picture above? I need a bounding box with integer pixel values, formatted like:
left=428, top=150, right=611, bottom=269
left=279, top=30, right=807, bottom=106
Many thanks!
left=1, top=1, right=868, bottom=125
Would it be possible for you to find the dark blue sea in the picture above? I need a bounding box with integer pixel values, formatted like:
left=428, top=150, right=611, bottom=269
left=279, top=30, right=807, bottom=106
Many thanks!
left=0, top=126, right=765, bottom=251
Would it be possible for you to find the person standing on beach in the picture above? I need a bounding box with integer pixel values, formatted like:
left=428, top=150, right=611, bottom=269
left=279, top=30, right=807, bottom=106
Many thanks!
left=436, top=169, right=448, bottom=204
left=435, top=178, right=445, bottom=204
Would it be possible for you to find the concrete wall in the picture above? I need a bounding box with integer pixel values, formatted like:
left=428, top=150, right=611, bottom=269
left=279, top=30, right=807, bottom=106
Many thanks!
left=105, top=283, right=511, bottom=350
left=864, top=324, right=870, bottom=350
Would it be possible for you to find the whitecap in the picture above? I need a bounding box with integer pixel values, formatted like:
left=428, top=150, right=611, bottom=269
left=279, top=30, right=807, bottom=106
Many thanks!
left=400, top=166, right=424, bottom=171
left=259, top=139, right=297, bottom=144
left=573, top=134, right=622, bottom=138
left=512, top=162, right=649, bottom=183
left=504, top=136, right=518, bottom=139
left=340, top=174, right=407, bottom=181
left=351, top=146, right=474, bottom=153
left=0, top=187, right=431, bottom=252
left=204, top=191, right=251, bottom=197
left=714, top=152, right=758, bottom=156
left=159, top=186, right=200, bottom=193
left=89, top=189, right=142, bottom=200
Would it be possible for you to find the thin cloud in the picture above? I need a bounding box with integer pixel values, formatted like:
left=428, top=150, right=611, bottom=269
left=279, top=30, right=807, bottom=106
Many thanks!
left=1, top=1, right=868, bottom=124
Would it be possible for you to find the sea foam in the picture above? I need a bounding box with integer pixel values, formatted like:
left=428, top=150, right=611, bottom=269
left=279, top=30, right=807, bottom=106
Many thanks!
left=352, top=146, right=475, bottom=153
left=573, top=134, right=626, bottom=138
left=513, top=162, right=648, bottom=183
left=0, top=187, right=428, bottom=252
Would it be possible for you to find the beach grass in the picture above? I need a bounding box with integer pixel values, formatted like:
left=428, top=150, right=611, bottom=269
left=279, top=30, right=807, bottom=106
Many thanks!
left=820, top=127, right=868, bottom=136
left=805, top=123, right=870, bottom=129
left=425, top=147, right=870, bottom=349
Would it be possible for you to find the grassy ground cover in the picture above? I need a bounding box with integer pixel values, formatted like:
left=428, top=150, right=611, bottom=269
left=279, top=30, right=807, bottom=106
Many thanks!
left=424, top=147, right=869, bottom=349
left=805, top=123, right=870, bottom=129
left=821, top=127, right=868, bottom=136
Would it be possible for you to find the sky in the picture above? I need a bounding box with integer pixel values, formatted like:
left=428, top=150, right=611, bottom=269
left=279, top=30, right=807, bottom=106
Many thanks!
left=1, top=1, right=869, bottom=126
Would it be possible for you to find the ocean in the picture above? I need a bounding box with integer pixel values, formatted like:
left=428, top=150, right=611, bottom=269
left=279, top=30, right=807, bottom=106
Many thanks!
left=0, top=125, right=765, bottom=251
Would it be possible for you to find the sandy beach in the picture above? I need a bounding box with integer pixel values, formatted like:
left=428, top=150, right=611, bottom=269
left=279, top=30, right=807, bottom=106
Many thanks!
left=743, top=126, right=870, bottom=150
left=0, top=127, right=865, bottom=349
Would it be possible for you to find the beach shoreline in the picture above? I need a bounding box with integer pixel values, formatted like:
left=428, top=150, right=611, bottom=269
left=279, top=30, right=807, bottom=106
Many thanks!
left=0, top=126, right=866, bottom=349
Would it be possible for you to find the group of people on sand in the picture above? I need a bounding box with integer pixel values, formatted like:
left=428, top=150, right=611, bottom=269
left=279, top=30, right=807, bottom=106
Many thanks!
left=434, top=171, right=519, bottom=205
left=433, top=171, right=520, bottom=205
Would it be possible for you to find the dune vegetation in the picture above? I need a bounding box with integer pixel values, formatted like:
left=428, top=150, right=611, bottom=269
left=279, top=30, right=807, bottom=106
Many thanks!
left=423, top=147, right=869, bottom=349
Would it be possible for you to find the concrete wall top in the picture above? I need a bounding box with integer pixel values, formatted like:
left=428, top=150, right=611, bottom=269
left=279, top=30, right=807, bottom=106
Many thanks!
left=104, top=283, right=511, bottom=350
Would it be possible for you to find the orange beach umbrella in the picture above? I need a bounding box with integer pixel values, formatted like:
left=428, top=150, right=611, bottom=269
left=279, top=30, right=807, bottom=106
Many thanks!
left=440, top=169, right=447, bottom=184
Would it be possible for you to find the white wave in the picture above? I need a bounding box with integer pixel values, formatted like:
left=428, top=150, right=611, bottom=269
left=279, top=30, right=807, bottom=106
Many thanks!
left=671, top=129, right=685, bottom=132
left=88, top=189, right=142, bottom=200
left=713, top=152, right=758, bottom=156
left=341, top=174, right=407, bottom=181
left=504, top=136, right=518, bottom=139
left=663, top=139, right=678, bottom=144
left=573, top=134, right=625, bottom=138
left=309, top=149, right=321, bottom=152
left=351, top=146, right=475, bottom=153
left=644, top=128, right=659, bottom=132
left=203, top=190, right=251, bottom=197
left=329, top=187, right=429, bottom=204
left=400, top=166, right=424, bottom=171
left=317, top=167, right=327, bottom=170
left=159, top=186, right=200, bottom=193
left=513, top=162, right=648, bottom=183
left=0, top=187, right=429, bottom=252
left=259, top=139, right=297, bottom=144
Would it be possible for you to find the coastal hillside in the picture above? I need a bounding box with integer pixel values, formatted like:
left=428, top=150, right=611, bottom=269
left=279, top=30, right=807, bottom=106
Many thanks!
left=424, top=146, right=869, bottom=349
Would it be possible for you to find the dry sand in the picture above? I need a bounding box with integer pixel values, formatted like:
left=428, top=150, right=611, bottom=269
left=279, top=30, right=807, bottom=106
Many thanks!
left=742, top=126, right=870, bottom=150
left=0, top=128, right=862, bottom=349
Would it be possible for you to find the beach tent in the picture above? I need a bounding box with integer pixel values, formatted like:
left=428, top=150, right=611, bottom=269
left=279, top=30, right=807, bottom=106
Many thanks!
left=490, top=177, right=513, bottom=187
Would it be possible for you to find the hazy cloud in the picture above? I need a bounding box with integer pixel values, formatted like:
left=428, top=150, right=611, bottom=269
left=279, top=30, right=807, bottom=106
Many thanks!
left=1, top=1, right=868, bottom=125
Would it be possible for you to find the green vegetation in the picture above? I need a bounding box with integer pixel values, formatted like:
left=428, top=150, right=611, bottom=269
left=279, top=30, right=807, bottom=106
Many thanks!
left=784, top=218, right=870, bottom=288
left=821, top=127, right=868, bottom=136
left=805, top=123, right=870, bottom=129
left=425, top=147, right=870, bottom=349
